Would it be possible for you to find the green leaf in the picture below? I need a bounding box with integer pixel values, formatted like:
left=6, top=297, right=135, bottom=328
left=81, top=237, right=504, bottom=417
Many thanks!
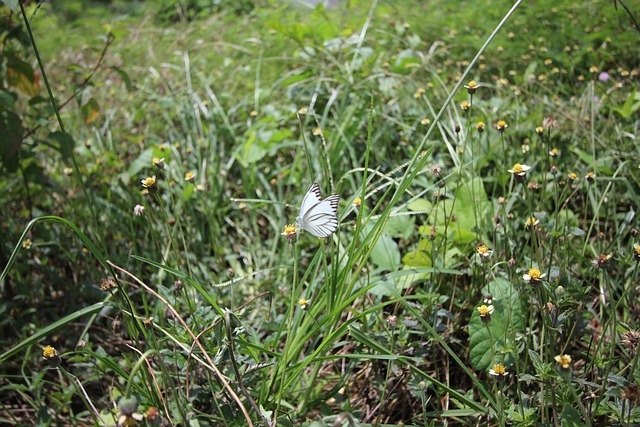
left=367, top=222, right=400, bottom=271
left=612, top=89, right=640, bottom=119
left=6, top=55, right=38, bottom=97
left=561, top=406, right=583, bottom=427
left=468, top=278, right=524, bottom=370
left=1, top=0, right=19, bottom=13
left=0, top=109, right=23, bottom=173
left=81, top=97, right=101, bottom=124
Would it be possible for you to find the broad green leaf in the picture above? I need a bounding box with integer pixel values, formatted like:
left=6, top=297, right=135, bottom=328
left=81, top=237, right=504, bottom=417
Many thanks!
left=469, top=278, right=524, bottom=370
left=6, top=55, right=38, bottom=97
left=561, top=406, right=583, bottom=427
left=384, top=214, right=415, bottom=239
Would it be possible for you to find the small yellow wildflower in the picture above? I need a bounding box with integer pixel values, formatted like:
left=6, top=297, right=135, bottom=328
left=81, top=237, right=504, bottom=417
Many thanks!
left=476, top=122, right=485, bottom=133
left=313, top=128, right=323, bottom=136
left=249, top=110, right=258, bottom=117
left=43, top=345, right=58, bottom=360
left=525, top=216, right=539, bottom=229
left=508, top=164, right=531, bottom=181
left=141, top=176, right=158, bottom=192
left=589, top=65, right=599, bottom=74
left=477, top=304, right=494, bottom=322
left=460, top=101, right=470, bottom=111
left=299, top=298, right=310, bottom=310
left=633, top=244, right=640, bottom=261
left=495, top=120, right=508, bottom=132
left=568, top=172, right=578, bottom=182
left=353, top=197, right=362, bottom=209
left=585, top=172, right=596, bottom=182
left=465, top=80, right=479, bottom=94
left=555, top=354, right=572, bottom=369
left=421, top=118, right=431, bottom=126
left=297, top=107, right=308, bottom=115
left=281, top=224, right=298, bottom=243
left=489, top=363, right=508, bottom=378
left=549, top=148, right=559, bottom=157
left=43, top=345, right=61, bottom=366
left=185, top=171, right=196, bottom=182
left=414, top=87, right=425, bottom=98
left=22, top=239, right=32, bottom=249
left=523, top=267, right=545, bottom=285
left=476, top=243, right=492, bottom=261
left=63, top=167, right=73, bottom=176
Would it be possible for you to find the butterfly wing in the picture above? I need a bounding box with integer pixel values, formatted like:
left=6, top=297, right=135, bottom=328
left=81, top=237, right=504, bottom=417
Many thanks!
left=298, top=183, right=323, bottom=218
left=299, top=194, right=340, bottom=238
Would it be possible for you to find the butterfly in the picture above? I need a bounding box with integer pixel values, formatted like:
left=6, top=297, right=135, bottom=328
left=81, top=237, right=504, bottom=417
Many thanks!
left=296, top=183, right=340, bottom=238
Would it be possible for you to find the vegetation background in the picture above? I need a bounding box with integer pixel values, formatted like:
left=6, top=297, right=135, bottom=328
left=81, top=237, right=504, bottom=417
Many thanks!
left=1, top=0, right=639, bottom=425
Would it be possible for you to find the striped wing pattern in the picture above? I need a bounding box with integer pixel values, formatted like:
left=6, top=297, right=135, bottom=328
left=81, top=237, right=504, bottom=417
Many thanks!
left=297, top=183, right=340, bottom=238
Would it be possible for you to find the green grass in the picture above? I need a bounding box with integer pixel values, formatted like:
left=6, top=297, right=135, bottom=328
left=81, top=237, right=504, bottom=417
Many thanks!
left=1, top=0, right=639, bottom=425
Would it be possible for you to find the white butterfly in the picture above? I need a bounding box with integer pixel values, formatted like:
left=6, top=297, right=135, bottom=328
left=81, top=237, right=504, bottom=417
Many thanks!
left=296, top=183, right=339, bottom=238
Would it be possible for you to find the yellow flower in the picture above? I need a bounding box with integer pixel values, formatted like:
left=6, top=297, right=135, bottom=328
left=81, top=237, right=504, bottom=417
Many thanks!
left=43, top=345, right=58, bottom=360
left=477, top=304, right=494, bottom=322
left=525, top=216, right=539, bottom=229
left=495, top=120, right=508, bottom=132
left=489, top=363, right=508, bottom=377
left=523, top=267, right=545, bottom=284
left=281, top=224, right=298, bottom=243
left=185, top=171, right=196, bottom=182
left=43, top=345, right=61, bottom=366
left=460, top=101, right=470, bottom=111
left=141, top=176, right=157, bottom=190
left=299, top=298, right=310, bottom=310
left=421, top=118, right=431, bottom=126
left=509, top=163, right=531, bottom=177
left=63, top=167, right=73, bottom=176
left=298, top=107, right=308, bottom=115
left=568, top=172, right=578, bottom=181
left=476, top=122, right=485, bottom=133
left=353, top=197, right=362, bottom=209
left=555, top=354, right=572, bottom=369
left=313, top=128, right=322, bottom=136
left=549, top=148, right=559, bottom=157
left=22, top=239, right=32, bottom=249
left=476, top=243, right=492, bottom=261
left=414, top=87, right=425, bottom=98
left=634, top=244, right=640, bottom=261
left=589, top=65, right=599, bottom=73
left=585, top=172, right=596, bottom=182
left=464, top=80, right=479, bottom=94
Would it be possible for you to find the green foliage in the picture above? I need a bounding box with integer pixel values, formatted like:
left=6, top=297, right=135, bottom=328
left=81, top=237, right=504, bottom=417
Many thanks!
left=1, top=0, right=640, bottom=425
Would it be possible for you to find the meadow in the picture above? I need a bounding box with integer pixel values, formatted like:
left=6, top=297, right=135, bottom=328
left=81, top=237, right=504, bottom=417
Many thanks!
left=1, top=0, right=639, bottom=425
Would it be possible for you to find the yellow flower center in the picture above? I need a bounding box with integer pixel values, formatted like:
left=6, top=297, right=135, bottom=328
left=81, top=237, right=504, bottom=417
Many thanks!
left=353, top=197, right=362, bottom=206
left=497, top=120, right=507, bottom=129
left=511, top=164, right=524, bottom=174
left=568, top=172, right=577, bottom=180
left=492, top=363, right=507, bottom=375
left=467, top=80, right=478, bottom=89
left=283, top=224, right=296, bottom=235
left=634, top=244, right=640, bottom=256
left=476, top=244, right=489, bottom=255
left=528, top=268, right=542, bottom=280
left=477, top=305, right=492, bottom=317
left=43, top=345, right=58, bottom=359
left=142, top=176, right=156, bottom=188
